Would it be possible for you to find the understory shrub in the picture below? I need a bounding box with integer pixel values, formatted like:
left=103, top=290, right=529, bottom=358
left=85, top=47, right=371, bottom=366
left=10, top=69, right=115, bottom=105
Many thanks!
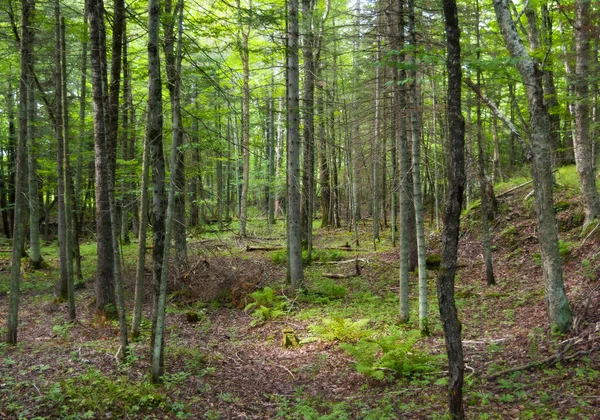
left=340, top=329, right=444, bottom=380
left=244, top=286, right=288, bottom=325
left=308, top=317, right=372, bottom=342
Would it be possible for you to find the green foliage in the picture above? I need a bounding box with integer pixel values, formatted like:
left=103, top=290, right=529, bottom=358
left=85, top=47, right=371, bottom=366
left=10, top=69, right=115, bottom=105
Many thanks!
left=40, top=369, right=165, bottom=418
left=302, top=278, right=347, bottom=304
left=340, top=330, right=444, bottom=381
left=271, top=248, right=345, bottom=266
left=308, top=317, right=372, bottom=342
left=244, top=286, right=288, bottom=325
left=52, top=322, right=73, bottom=340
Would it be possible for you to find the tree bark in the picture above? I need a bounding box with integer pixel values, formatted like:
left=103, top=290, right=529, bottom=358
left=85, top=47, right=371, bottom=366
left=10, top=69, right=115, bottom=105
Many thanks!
left=438, top=0, right=466, bottom=416
left=27, top=25, right=42, bottom=270
left=147, top=0, right=167, bottom=375
left=573, top=0, right=600, bottom=227
left=493, top=0, right=571, bottom=333
left=238, top=0, right=251, bottom=238
left=87, top=0, right=116, bottom=318
left=408, top=0, right=428, bottom=333
left=287, top=0, right=304, bottom=290
left=7, top=0, right=34, bottom=345
left=164, top=0, right=188, bottom=268
left=55, top=1, right=68, bottom=302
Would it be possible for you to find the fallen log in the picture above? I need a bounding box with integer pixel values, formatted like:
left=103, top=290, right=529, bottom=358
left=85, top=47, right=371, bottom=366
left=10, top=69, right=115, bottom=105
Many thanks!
left=246, top=245, right=284, bottom=251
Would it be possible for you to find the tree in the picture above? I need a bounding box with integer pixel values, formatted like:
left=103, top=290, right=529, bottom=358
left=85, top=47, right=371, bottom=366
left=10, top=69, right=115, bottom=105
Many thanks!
left=164, top=0, right=187, bottom=268
left=147, top=0, right=167, bottom=380
left=7, top=0, right=34, bottom=345
left=438, top=0, right=465, bottom=416
left=238, top=0, right=251, bottom=238
left=493, top=0, right=572, bottom=333
left=287, top=0, right=304, bottom=290
left=573, top=0, right=600, bottom=227
left=87, top=0, right=116, bottom=318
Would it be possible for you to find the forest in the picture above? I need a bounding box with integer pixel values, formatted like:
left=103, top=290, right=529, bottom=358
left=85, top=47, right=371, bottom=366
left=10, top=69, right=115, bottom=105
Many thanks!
left=0, top=0, right=599, bottom=418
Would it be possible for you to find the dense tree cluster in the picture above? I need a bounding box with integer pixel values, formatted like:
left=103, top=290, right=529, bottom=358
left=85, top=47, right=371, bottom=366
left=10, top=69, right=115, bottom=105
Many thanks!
left=2, top=0, right=598, bottom=415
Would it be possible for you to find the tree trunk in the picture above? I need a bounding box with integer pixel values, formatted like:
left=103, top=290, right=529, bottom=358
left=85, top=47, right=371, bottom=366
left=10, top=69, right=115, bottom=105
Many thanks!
left=27, top=38, right=42, bottom=270
left=164, top=0, right=187, bottom=268
left=132, top=135, right=150, bottom=340
left=493, top=0, right=571, bottom=333
left=287, top=0, right=304, bottom=290
left=55, top=1, right=69, bottom=302
left=372, top=32, right=381, bottom=245
left=238, top=0, right=251, bottom=238
left=59, top=13, right=76, bottom=320
left=408, top=0, right=428, bottom=333
left=147, top=0, right=167, bottom=375
left=439, top=0, right=466, bottom=416
left=7, top=0, right=34, bottom=345
left=87, top=0, right=116, bottom=318
left=573, top=0, right=600, bottom=227
left=397, top=0, right=410, bottom=323
left=475, top=0, right=495, bottom=287
left=301, top=0, right=316, bottom=259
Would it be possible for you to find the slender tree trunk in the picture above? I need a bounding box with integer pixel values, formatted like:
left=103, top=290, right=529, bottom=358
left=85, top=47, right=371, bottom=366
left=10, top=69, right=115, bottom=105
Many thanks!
left=132, top=137, right=150, bottom=340
left=27, top=40, right=42, bottom=270
left=573, top=0, right=600, bottom=227
left=147, top=0, right=167, bottom=375
left=408, top=0, right=428, bottom=333
left=439, top=0, right=466, bottom=416
left=121, top=18, right=131, bottom=245
left=493, top=0, right=572, bottom=333
left=55, top=1, right=68, bottom=302
left=397, top=0, right=410, bottom=323
left=238, top=0, right=251, bottom=238
left=7, top=0, right=33, bottom=345
left=372, top=33, right=381, bottom=245
left=287, top=0, right=304, bottom=290
left=301, top=0, right=316, bottom=258
left=87, top=0, right=116, bottom=318
left=73, top=6, right=88, bottom=281
left=59, top=14, right=76, bottom=320
left=164, top=0, right=187, bottom=268
left=475, top=0, right=495, bottom=287
left=189, top=90, right=200, bottom=227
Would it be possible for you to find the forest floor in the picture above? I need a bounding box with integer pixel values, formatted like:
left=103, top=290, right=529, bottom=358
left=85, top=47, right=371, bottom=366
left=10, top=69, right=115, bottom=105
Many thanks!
left=1, top=165, right=599, bottom=419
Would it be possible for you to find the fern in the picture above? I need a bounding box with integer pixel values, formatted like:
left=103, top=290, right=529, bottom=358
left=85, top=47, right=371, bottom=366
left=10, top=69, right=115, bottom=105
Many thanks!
left=340, top=330, right=444, bottom=380
left=244, top=287, right=288, bottom=326
left=308, top=317, right=372, bottom=342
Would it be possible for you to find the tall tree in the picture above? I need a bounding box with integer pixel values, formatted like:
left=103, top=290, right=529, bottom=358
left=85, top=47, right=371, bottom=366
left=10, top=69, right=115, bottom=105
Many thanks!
left=408, top=0, right=428, bottom=333
left=164, top=0, right=187, bottom=268
left=493, top=0, right=571, bottom=332
left=7, top=0, right=34, bottom=345
left=87, top=0, right=116, bottom=317
left=573, top=0, right=600, bottom=227
left=238, top=0, right=251, bottom=238
left=147, top=0, right=167, bottom=378
left=55, top=1, right=68, bottom=302
left=438, top=0, right=466, bottom=416
left=287, top=0, right=304, bottom=290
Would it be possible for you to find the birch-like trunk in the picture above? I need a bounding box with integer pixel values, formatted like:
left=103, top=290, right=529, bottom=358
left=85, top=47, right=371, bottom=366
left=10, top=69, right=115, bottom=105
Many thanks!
left=493, top=0, right=571, bottom=333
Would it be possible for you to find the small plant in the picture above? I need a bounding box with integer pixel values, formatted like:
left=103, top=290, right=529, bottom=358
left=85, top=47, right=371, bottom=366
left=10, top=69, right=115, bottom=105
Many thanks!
left=52, top=322, right=73, bottom=340
left=308, top=317, right=372, bottom=342
left=340, top=329, right=444, bottom=380
left=244, top=286, right=288, bottom=326
left=303, top=278, right=347, bottom=303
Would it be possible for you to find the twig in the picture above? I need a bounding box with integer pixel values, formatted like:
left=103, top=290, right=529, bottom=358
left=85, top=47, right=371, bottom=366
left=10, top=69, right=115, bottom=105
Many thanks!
left=278, top=365, right=296, bottom=380
left=496, top=179, right=533, bottom=198
left=581, top=223, right=600, bottom=247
